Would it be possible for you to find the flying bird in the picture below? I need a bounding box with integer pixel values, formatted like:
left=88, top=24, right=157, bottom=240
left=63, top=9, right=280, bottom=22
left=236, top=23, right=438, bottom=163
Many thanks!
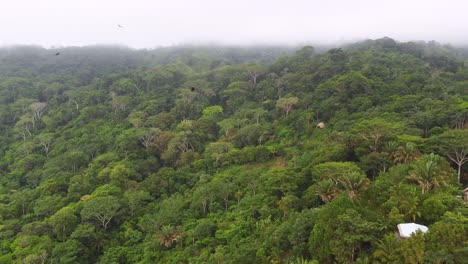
left=118, top=24, right=124, bottom=28
left=55, top=52, right=60, bottom=56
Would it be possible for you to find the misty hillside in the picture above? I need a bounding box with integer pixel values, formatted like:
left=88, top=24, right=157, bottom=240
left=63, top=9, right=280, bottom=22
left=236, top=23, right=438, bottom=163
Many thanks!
left=0, top=38, right=467, bottom=263
left=0, top=45, right=297, bottom=79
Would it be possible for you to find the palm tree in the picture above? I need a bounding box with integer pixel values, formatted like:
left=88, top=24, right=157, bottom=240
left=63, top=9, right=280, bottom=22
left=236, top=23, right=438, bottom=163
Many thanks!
left=314, top=179, right=339, bottom=203
left=373, top=234, right=401, bottom=263
left=277, top=194, right=298, bottom=219
left=384, top=141, right=399, bottom=163
left=157, top=225, right=181, bottom=248
left=394, top=143, right=420, bottom=164
left=287, top=257, right=318, bottom=264
left=339, top=171, right=370, bottom=201
left=385, top=184, right=421, bottom=222
left=400, top=196, right=421, bottom=222
left=407, top=153, right=451, bottom=194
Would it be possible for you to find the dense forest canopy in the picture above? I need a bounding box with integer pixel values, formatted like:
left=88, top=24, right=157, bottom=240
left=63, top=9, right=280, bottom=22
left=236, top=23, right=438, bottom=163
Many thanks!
left=0, top=38, right=467, bottom=263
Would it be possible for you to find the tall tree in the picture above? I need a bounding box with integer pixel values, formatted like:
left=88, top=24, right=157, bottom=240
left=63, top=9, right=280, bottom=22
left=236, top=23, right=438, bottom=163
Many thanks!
left=351, top=118, right=404, bottom=153
left=30, top=102, right=47, bottom=126
left=36, top=133, right=54, bottom=158
left=81, top=196, right=121, bottom=230
left=48, top=206, right=79, bottom=240
left=431, top=129, right=468, bottom=183
left=276, top=96, right=299, bottom=116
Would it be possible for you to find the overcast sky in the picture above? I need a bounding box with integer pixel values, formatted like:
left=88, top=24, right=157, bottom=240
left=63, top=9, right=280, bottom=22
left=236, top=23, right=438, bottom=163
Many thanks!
left=0, top=0, right=467, bottom=48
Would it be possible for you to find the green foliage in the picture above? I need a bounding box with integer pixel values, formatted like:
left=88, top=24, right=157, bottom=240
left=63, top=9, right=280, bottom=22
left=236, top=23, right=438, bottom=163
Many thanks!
left=276, top=96, right=299, bottom=115
left=81, top=196, right=122, bottom=230
left=330, top=209, right=379, bottom=262
left=51, top=240, right=82, bottom=264
left=0, top=40, right=466, bottom=263
left=407, top=153, right=454, bottom=193
left=425, top=212, right=468, bottom=262
left=430, top=129, right=468, bottom=182
left=400, top=231, right=425, bottom=264
left=48, top=206, right=79, bottom=240
left=373, top=233, right=401, bottom=263
left=311, top=161, right=364, bottom=182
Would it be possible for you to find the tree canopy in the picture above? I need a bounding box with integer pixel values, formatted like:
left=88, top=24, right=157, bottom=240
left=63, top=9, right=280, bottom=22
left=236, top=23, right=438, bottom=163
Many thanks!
left=0, top=39, right=467, bottom=263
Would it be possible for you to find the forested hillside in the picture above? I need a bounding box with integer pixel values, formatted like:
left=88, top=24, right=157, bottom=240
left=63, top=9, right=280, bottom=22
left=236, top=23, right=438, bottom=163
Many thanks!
left=0, top=38, right=467, bottom=263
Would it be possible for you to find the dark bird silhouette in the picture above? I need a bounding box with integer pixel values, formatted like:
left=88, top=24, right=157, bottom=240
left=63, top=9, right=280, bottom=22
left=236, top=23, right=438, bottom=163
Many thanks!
left=190, top=87, right=195, bottom=92
left=55, top=52, right=60, bottom=56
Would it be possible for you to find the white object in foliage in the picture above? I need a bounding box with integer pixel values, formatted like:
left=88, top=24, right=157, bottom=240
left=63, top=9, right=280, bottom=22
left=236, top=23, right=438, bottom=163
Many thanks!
left=397, top=223, right=428, bottom=238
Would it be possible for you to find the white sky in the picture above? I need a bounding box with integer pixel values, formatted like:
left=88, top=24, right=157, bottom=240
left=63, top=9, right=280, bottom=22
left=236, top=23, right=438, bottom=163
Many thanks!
left=0, top=0, right=467, bottom=48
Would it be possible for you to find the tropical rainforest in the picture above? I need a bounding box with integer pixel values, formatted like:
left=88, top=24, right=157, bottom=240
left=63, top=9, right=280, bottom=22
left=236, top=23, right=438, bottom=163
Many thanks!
left=0, top=38, right=467, bottom=263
